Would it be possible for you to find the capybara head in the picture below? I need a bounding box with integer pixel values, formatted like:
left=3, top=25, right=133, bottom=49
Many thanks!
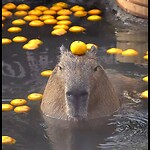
left=41, top=46, right=120, bottom=121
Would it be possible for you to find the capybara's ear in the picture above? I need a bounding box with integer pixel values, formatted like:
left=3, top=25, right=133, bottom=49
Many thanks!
left=87, top=45, right=97, bottom=56
left=60, top=45, right=67, bottom=54
left=91, top=45, right=97, bottom=53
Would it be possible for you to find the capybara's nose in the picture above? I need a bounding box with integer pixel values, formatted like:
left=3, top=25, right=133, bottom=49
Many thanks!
left=66, top=90, right=88, bottom=101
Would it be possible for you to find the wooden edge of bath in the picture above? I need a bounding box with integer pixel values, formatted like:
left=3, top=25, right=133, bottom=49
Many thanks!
left=116, top=0, right=148, bottom=19
left=129, top=0, right=148, bottom=7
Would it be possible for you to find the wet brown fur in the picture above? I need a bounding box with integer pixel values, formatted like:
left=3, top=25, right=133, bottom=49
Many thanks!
left=41, top=47, right=120, bottom=120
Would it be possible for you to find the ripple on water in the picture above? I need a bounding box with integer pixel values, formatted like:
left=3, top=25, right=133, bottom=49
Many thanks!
left=98, top=103, right=148, bottom=150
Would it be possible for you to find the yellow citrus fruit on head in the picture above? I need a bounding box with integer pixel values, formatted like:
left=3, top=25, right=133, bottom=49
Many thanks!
left=12, top=19, right=26, bottom=25
left=34, top=6, right=48, bottom=11
left=2, top=38, right=12, bottom=44
left=106, top=48, right=123, bottom=54
left=51, top=28, right=67, bottom=36
left=141, top=90, right=148, bottom=99
left=70, top=41, right=87, bottom=55
left=14, top=10, right=28, bottom=16
left=41, top=70, right=53, bottom=77
left=29, top=20, right=44, bottom=27
left=86, top=43, right=98, bottom=50
left=69, top=26, right=86, bottom=33
left=3, top=3, right=16, bottom=10
left=23, top=43, right=39, bottom=50
left=7, top=27, right=22, bottom=33
left=88, top=9, right=102, bottom=15
left=10, top=99, right=27, bottom=106
left=16, top=4, right=30, bottom=10
left=14, top=105, right=31, bottom=113
left=27, top=93, right=43, bottom=101
left=142, top=76, right=148, bottom=82
left=2, top=104, right=13, bottom=112
left=87, top=15, right=102, bottom=21
left=12, top=36, right=27, bottom=42
left=122, top=49, right=138, bottom=56
left=2, top=136, right=16, bottom=145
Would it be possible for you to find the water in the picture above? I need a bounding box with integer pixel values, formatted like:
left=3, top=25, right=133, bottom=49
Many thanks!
left=2, top=1, right=148, bottom=150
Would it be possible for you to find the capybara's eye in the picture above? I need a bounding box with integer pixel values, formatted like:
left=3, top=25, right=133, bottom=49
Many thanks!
left=94, top=66, right=100, bottom=71
left=57, top=65, right=62, bottom=70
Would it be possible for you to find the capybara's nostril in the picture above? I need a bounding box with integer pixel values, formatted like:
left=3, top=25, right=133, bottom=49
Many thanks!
left=66, top=90, right=88, bottom=100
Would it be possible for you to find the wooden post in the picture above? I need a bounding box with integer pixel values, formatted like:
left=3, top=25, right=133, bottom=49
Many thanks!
left=115, top=30, right=148, bottom=64
left=116, top=0, right=148, bottom=18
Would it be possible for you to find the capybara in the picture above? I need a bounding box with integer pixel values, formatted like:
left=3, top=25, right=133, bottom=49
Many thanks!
left=41, top=46, right=120, bottom=121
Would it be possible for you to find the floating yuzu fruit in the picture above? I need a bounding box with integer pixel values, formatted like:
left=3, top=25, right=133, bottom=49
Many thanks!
left=12, top=19, right=26, bottom=25
left=141, top=90, right=148, bottom=99
left=34, top=6, right=48, bottom=11
left=87, top=15, right=102, bottom=21
left=56, top=15, right=70, bottom=20
left=24, top=15, right=39, bottom=21
left=27, top=93, right=43, bottom=101
left=39, top=15, right=54, bottom=21
left=29, top=20, right=44, bottom=27
left=107, top=48, right=123, bottom=54
left=3, top=3, right=16, bottom=10
left=44, top=19, right=57, bottom=24
left=2, top=38, right=12, bottom=44
left=14, top=105, right=31, bottom=113
left=41, top=70, right=53, bottom=77
left=10, top=99, right=27, bottom=106
left=12, top=36, right=27, bottom=42
left=16, top=4, right=30, bottom=10
left=88, top=9, right=102, bottom=15
left=74, top=10, right=87, bottom=17
left=14, top=10, right=28, bottom=17
left=28, top=9, right=42, bottom=16
left=2, top=104, right=13, bottom=111
left=2, top=136, right=16, bottom=145
left=69, top=26, right=85, bottom=33
left=7, top=27, right=22, bottom=33
left=121, top=49, right=138, bottom=56
left=51, top=28, right=67, bottom=36
left=57, top=20, right=72, bottom=25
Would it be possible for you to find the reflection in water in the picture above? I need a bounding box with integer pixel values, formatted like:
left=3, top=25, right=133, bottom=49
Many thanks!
left=115, top=29, right=148, bottom=64
left=2, top=105, right=51, bottom=150
left=2, top=61, right=26, bottom=78
left=43, top=115, right=116, bottom=150
left=98, top=103, right=148, bottom=150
